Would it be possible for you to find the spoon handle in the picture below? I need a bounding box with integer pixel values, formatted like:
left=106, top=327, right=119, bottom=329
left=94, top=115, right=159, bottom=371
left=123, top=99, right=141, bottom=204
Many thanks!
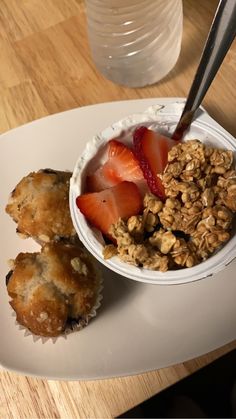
left=172, top=0, right=236, bottom=141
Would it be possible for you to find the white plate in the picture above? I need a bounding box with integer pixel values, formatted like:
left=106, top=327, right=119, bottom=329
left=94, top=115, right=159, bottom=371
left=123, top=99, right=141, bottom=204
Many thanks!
left=0, top=98, right=236, bottom=380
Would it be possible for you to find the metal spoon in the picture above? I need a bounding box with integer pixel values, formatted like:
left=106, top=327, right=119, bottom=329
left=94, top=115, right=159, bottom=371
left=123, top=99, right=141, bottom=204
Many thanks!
left=172, top=0, right=236, bottom=141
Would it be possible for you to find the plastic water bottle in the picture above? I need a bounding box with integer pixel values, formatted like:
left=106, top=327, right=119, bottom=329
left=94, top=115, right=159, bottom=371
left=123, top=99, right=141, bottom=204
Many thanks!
left=85, top=0, right=183, bottom=87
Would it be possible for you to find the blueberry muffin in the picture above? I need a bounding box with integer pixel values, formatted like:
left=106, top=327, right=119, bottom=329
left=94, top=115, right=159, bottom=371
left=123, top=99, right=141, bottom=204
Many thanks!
left=6, top=242, right=102, bottom=337
left=5, top=169, right=76, bottom=243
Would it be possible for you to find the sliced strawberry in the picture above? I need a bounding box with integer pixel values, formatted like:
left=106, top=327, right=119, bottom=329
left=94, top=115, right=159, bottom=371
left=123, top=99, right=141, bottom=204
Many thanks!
left=86, top=166, right=116, bottom=192
left=133, top=126, right=175, bottom=199
left=76, top=181, right=143, bottom=237
left=106, top=139, right=143, bottom=182
left=86, top=140, right=144, bottom=192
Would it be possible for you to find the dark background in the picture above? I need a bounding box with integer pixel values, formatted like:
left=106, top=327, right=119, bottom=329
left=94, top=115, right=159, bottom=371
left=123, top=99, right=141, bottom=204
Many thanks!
left=118, top=348, right=236, bottom=418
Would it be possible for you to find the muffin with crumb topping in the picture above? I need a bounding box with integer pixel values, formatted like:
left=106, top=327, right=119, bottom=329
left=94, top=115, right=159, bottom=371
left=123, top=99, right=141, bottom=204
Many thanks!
left=5, top=169, right=76, bottom=244
left=6, top=242, right=102, bottom=337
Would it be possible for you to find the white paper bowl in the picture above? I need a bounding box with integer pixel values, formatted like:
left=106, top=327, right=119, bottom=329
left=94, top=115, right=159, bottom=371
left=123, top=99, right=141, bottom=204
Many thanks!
left=70, top=104, right=236, bottom=285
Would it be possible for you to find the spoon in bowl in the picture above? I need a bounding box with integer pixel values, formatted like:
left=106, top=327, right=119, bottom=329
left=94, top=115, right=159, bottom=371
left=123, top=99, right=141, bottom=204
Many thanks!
left=172, top=0, right=236, bottom=141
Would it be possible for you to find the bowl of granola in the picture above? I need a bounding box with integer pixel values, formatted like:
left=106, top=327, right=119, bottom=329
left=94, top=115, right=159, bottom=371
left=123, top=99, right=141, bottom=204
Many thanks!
left=70, top=105, right=236, bottom=284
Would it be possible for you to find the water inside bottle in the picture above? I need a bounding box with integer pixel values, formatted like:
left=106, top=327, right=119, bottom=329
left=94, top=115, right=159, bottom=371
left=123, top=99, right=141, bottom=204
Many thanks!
left=85, top=0, right=183, bottom=87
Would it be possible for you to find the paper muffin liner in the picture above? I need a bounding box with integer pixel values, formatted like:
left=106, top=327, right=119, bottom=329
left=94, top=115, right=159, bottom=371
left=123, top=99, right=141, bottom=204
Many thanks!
left=9, top=270, right=103, bottom=344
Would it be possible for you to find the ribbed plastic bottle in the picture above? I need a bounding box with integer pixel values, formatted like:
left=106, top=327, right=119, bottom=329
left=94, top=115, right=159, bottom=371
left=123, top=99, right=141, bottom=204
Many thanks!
left=85, top=0, right=183, bottom=87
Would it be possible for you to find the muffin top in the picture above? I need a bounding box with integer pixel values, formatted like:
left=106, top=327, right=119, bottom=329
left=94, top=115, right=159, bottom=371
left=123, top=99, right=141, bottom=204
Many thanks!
left=7, top=242, right=101, bottom=337
left=5, top=169, right=76, bottom=243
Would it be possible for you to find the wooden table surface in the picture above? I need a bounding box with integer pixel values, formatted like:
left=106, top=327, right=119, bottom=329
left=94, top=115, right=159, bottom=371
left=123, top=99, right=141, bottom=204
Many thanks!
left=0, top=0, right=236, bottom=418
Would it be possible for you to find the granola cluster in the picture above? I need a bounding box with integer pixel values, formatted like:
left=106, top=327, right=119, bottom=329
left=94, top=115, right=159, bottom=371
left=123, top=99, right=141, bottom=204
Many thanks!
left=103, top=140, right=236, bottom=271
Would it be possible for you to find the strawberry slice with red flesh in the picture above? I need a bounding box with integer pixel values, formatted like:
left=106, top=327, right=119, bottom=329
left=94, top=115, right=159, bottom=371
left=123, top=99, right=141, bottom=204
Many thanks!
left=86, top=166, right=116, bottom=192
left=76, top=181, right=143, bottom=238
left=86, top=140, right=144, bottom=192
left=133, top=126, right=175, bottom=200
left=106, top=139, right=143, bottom=180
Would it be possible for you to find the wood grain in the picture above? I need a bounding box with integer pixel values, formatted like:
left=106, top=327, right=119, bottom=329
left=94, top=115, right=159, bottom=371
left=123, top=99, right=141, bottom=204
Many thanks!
left=0, top=0, right=236, bottom=417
